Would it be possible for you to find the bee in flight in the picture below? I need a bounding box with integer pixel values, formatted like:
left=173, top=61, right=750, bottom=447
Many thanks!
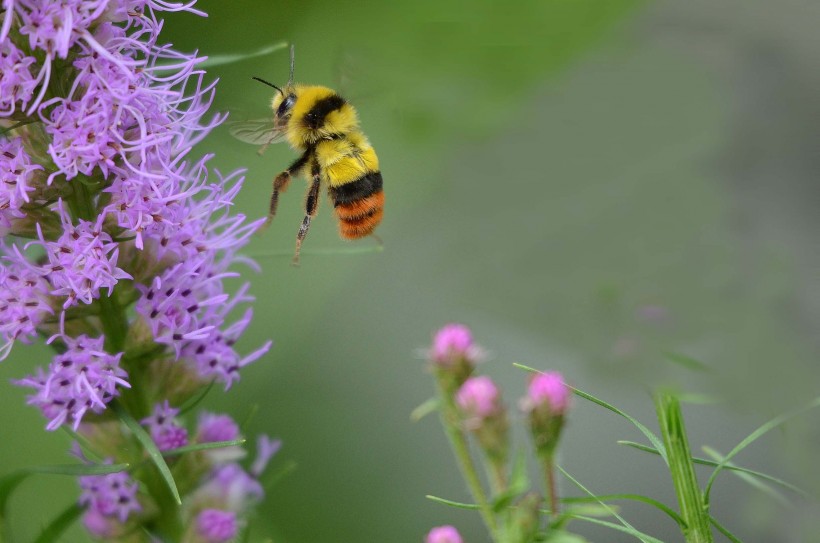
left=231, top=45, right=384, bottom=265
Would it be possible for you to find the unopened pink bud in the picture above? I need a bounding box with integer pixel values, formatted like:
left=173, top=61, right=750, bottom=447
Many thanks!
left=526, top=372, right=570, bottom=415
left=431, top=323, right=475, bottom=364
left=426, top=525, right=463, bottom=543
left=457, top=376, right=500, bottom=418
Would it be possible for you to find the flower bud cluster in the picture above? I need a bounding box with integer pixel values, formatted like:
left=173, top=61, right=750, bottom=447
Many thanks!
left=424, top=324, right=571, bottom=543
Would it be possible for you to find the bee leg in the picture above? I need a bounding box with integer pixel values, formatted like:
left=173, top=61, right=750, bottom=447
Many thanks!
left=292, top=171, right=321, bottom=266
left=260, top=170, right=292, bottom=230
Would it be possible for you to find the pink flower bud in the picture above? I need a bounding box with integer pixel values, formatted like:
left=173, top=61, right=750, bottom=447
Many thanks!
left=525, top=372, right=570, bottom=415
left=457, top=376, right=500, bottom=419
left=431, top=323, right=476, bottom=365
left=426, top=525, right=463, bottom=543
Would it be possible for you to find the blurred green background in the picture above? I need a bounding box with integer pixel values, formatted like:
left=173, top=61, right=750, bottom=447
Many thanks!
left=2, top=0, right=819, bottom=541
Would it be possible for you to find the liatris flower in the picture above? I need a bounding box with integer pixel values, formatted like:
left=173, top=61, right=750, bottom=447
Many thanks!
left=426, top=525, right=464, bottom=543
left=15, top=334, right=129, bottom=430
left=457, top=376, right=508, bottom=469
left=142, top=400, right=189, bottom=451
left=1, top=1, right=276, bottom=540
left=521, top=371, right=570, bottom=457
left=196, top=508, right=238, bottom=543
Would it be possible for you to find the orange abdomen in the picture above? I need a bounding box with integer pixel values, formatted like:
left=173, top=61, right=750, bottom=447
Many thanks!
left=329, top=171, right=384, bottom=239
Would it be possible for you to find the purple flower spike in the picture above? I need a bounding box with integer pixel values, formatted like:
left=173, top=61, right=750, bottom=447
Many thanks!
left=15, top=335, right=128, bottom=430
left=79, top=469, right=141, bottom=523
left=0, top=42, right=38, bottom=115
left=196, top=509, right=238, bottom=543
left=426, top=525, right=464, bottom=543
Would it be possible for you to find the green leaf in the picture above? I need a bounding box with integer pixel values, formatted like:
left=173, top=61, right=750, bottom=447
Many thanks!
left=663, top=351, right=712, bottom=372
left=710, top=515, right=743, bottom=543
left=198, top=42, right=288, bottom=69
left=556, top=465, right=663, bottom=543
left=542, top=530, right=589, bottom=543
left=425, top=494, right=480, bottom=510
left=514, top=364, right=668, bottom=464
left=619, top=440, right=811, bottom=499
left=410, top=397, right=439, bottom=422
left=32, top=503, right=83, bottom=543
left=178, top=380, right=216, bottom=416
left=260, top=460, right=297, bottom=492
left=0, top=119, right=37, bottom=136
left=563, top=515, right=665, bottom=543
left=492, top=452, right=530, bottom=513
left=25, top=463, right=129, bottom=477
left=562, top=494, right=685, bottom=528
left=61, top=426, right=104, bottom=464
left=112, top=402, right=181, bottom=505
left=702, top=446, right=787, bottom=506
left=251, top=244, right=384, bottom=259
left=704, top=395, right=820, bottom=504
left=162, top=440, right=246, bottom=458
left=0, top=471, right=29, bottom=529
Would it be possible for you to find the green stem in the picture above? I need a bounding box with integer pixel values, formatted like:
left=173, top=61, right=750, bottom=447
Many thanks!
left=541, top=453, right=558, bottom=517
left=654, top=392, right=713, bottom=543
left=436, top=379, right=500, bottom=541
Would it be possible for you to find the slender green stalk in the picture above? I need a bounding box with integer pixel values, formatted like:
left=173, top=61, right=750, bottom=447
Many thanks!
left=435, top=379, right=500, bottom=540
left=541, top=453, right=559, bottom=517
left=654, top=392, right=712, bottom=543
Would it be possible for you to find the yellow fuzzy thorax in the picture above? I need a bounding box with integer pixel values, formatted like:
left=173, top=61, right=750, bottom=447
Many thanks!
left=270, top=84, right=360, bottom=149
left=315, top=132, right=379, bottom=187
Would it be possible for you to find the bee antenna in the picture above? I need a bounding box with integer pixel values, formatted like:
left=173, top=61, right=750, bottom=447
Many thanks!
left=252, top=77, right=283, bottom=95
left=288, top=44, right=295, bottom=86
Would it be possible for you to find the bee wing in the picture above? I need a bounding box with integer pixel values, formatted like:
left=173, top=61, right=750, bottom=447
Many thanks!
left=228, top=119, right=285, bottom=146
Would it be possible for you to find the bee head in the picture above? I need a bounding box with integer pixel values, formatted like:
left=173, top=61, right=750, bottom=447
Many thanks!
left=253, top=45, right=297, bottom=130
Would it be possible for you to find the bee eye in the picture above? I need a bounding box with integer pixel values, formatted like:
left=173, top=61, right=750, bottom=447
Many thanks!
left=277, top=94, right=296, bottom=117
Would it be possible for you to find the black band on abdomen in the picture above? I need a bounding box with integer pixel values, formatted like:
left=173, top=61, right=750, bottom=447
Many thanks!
left=329, top=171, right=383, bottom=206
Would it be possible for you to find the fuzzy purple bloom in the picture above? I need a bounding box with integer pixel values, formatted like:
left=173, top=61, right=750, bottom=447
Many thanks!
left=15, top=334, right=128, bottom=430
left=0, top=42, right=37, bottom=115
left=197, top=412, right=240, bottom=444
left=36, top=202, right=131, bottom=308
left=0, top=138, right=41, bottom=227
left=142, top=400, right=188, bottom=451
left=196, top=509, right=238, bottom=543
left=0, top=248, right=52, bottom=358
left=79, top=469, right=141, bottom=523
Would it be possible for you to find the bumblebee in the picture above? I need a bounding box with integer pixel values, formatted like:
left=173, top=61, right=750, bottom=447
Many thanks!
left=231, top=46, right=384, bottom=265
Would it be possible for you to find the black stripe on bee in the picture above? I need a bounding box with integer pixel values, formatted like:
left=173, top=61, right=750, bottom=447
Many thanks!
left=329, top=171, right=383, bottom=206
left=304, top=95, right=346, bottom=129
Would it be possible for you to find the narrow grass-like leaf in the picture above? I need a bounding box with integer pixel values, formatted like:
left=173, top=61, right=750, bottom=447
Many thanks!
left=704, top=396, right=820, bottom=504
left=162, top=440, right=246, bottom=458
left=0, top=471, right=29, bottom=520
left=425, top=494, right=480, bottom=510
left=260, top=460, right=297, bottom=492
left=61, top=426, right=104, bottom=464
left=664, top=352, right=712, bottom=372
left=493, top=451, right=530, bottom=512
left=32, top=503, right=83, bottom=543
left=619, top=440, right=811, bottom=499
left=178, top=380, right=216, bottom=416
left=702, top=446, right=787, bottom=506
left=26, top=463, right=129, bottom=476
left=0, top=119, right=37, bottom=136
left=566, top=516, right=665, bottom=543
left=251, top=244, right=384, bottom=259
left=710, top=516, right=743, bottom=543
left=112, top=402, right=181, bottom=505
left=198, top=42, right=288, bottom=69
left=562, top=494, right=685, bottom=528
left=410, top=397, right=438, bottom=422
left=557, top=465, right=661, bottom=543
left=515, top=363, right=667, bottom=464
